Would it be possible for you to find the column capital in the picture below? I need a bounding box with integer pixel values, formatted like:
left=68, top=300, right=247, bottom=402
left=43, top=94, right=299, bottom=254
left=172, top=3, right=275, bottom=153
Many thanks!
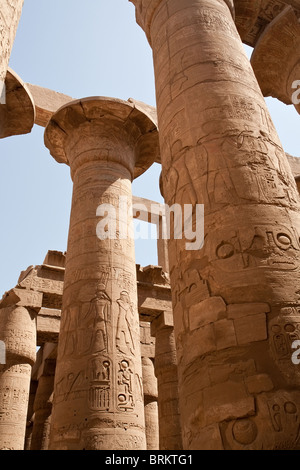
left=0, top=306, right=36, bottom=366
left=251, top=6, right=300, bottom=113
left=0, top=68, right=35, bottom=138
left=44, top=96, right=159, bottom=180
left=130, top=0, right=234, bottom=45
left=234, top=0, right=261, bottom=41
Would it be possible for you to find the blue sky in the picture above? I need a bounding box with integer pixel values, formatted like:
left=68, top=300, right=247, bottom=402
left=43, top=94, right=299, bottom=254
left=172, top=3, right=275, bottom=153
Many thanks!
left=0, top=0, right=299, bottom=296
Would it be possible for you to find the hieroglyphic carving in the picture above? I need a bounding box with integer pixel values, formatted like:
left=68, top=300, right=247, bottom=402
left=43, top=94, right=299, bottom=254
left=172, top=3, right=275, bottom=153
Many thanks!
left=89, top=358, right=111, bottom=412
left=117, top=360, right=135, bottom=412
left=55, top=370, right=87, bottom=404
left=222, top=390, right=300, bottom=450
left=0, top=363, right=32, bottom=450
left=192, top=221, right=300, bottom=293
left=19, top=270, right=64, bottom=295
left=269, top=309, right=300, bottom=384
left=63, top=265, right=135, bottom=293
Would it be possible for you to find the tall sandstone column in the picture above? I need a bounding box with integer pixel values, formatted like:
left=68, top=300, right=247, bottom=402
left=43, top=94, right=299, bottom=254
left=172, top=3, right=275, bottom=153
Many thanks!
left=44, top=97, right=159, bottom=450
left=141, top=356, right=159, bottom=450
left=0, top=306, right=36, bottom=450
left=0, top=0, right=24, bottom=101
left=140, top=321, right=159, bottom=450
left=151, top=311, right=182, bottom=450
left=130, top=0, right=300, bottom=449
left=30, top=359, right=56, bottom=450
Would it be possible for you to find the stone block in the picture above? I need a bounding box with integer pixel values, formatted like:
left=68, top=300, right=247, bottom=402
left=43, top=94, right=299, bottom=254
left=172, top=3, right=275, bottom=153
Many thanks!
left=234, top=313, right=267, bottom=345
left=203, top=381, right=255, bottom=426
left=184, top=324, right=216, bottom=366
left=189, top=296, right=227, bottom=331
left=228, top=303, right=270, bottom=319
left=245, top=374, right=274, bottom=394
left=214, top=318, right=237, bottom=350
left=189, top=423, right=224, bottom=450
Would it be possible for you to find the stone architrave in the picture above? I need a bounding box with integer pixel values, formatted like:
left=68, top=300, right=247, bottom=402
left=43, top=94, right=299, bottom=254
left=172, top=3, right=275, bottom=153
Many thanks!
left=0, top=306, right=36, bottom=450
left=0, top=0, right=24, bottom=102
left=251, top=6, right=300, bottom=115
left=44, top=97, right=159, bottom=450
left=130, top=0, right=300, bottom=449
left=151, top=311, right=182, bottom=450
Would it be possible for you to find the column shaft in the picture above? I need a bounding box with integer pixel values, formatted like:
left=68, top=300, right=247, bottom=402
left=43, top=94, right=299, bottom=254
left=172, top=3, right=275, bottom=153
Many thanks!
left=0, top=306, right=36, bottom=450
left=31, top=359, right=56, bottom=451
left=141, top=356, right=159, bottom=450
left=45, top=98, right=158, bottom=450
left=152, top=312, right=182, bottom=450
left=50, top=160, right=145, bottom=450
left=131, top=0, right=300, bottom=449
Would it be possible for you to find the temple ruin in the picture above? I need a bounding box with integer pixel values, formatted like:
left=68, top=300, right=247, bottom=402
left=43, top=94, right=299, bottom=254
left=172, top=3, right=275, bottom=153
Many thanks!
left=2, top=0, right=300, bottom=450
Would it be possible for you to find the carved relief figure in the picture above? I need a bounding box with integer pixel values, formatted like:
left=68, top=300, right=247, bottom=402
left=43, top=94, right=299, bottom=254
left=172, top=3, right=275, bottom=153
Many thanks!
left=89, top=288, right=111, bottom=354
left=62, top=288, right=111, bottom=357
left=116, top=291, right=135, bottom=355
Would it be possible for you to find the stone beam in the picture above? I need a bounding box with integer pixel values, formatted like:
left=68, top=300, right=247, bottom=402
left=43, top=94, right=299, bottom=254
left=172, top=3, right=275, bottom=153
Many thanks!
left=25, top=83, right=73, bottom=127
left=132, top=195, right=165, bottom=223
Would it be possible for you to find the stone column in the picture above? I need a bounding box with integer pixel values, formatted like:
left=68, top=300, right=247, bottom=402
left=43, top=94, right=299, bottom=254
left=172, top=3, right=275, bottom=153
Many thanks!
left=157, top=217, right=169, bottom=274
left=151, top=311, right=182, bottom=450
left=130, top=0, right=300, bottom=449
left=24, top=380, right=38, bottom=450
left=0, top=0, right=24, bottom=102
left=251, top=6, right=300, bottom=115
left=0, top=306, right=36, bottom=450
left=30, top=359, right=56, bottom=450
left=44, top=97, right=159, bottom=450
left=140, top=321, right=159, bottom=450
left=141, top=357, right=159, bottom=450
